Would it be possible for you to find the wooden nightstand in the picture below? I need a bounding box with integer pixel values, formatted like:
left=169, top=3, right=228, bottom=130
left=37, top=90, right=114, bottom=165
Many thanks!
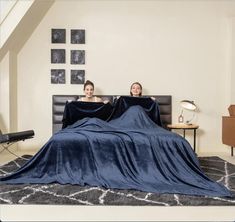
left=167, top=123, right=199, bottom=152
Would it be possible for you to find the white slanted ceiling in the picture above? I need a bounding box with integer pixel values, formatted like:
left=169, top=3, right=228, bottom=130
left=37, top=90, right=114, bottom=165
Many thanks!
left=0, top=0, right=54, bottom=60
left=0, top=0, right=34, bottom=49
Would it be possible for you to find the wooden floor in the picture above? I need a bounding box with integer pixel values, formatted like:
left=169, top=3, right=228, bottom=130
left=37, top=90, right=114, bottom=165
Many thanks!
left=1, top=148, right=235, bottom=222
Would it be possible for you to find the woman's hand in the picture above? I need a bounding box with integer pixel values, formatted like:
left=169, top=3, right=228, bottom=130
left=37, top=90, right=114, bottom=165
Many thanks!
left=103, top=100, right=109, bottom=104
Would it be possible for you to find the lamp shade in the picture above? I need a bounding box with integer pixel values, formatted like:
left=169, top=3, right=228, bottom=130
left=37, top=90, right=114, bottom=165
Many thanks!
left=180, top=100, right=197, bottom=111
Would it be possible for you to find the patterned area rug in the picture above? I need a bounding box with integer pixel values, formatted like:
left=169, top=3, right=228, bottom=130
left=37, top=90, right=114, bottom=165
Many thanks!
left=0, top=155, right=235, bottom=206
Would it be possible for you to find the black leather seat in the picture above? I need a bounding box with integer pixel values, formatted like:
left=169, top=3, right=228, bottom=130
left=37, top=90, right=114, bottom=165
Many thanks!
left=0, top=130, right=34, bottom=144
left=0, top=130, right=34, bottom=159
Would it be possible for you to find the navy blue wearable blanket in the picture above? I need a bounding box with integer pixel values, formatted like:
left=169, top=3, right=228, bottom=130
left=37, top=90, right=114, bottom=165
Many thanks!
left=62, top=101, right=113, bottom=129
left=62, top=96, right=162, bottom=129
left=0, top=97, right=231, bottom=197
left=109, top=96, right=162, bottom=126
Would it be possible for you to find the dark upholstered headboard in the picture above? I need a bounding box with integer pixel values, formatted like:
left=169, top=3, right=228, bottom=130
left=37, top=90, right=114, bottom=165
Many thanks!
left=52, top=95, right=172, bottom=134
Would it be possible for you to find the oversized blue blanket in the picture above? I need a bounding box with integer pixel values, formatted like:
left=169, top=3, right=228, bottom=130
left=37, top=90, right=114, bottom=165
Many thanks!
left=0, top=97, right=231, bottom=197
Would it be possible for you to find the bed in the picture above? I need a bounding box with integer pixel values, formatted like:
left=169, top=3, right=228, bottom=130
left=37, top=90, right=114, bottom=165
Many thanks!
left=52, top=95, right=172, bottom=134
left=0, top=95, right=231, bottom=197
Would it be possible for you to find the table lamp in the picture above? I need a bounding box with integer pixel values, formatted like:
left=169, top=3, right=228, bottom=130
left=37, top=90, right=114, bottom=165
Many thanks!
left=178, top=100, right=197, bottom=124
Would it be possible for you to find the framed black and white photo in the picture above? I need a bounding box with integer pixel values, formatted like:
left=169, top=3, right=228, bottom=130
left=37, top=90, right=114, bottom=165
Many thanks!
left=71, top=50, right=85, bottom=64
left=71, top=29, right=85, bottom=44
left=51, top=29, right=66, bottom=43
left=51, top=49, right=65, bottom=63
left=51, top=69, right=66, bottom=84
left=71, top=70, right=85, bottom=84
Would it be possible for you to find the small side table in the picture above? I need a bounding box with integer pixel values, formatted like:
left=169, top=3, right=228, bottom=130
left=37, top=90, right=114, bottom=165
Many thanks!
left=167, top=123, right=199, bottom=152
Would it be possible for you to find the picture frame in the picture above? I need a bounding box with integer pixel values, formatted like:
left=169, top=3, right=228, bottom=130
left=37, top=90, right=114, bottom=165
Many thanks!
left=51, top=29, right=66, bottom=43
left=51, top=49, right=66, bottom=63
left=51, top=69, right=66, bottom=84
left=71, top=50, right=85, bottom=64
left=71, top=29, right=85, bottom=44
left=71, top=70, right=85, bottom=84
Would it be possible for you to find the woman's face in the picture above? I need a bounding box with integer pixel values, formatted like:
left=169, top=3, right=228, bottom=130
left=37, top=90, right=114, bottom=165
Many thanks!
left=131, top=83, right=142, bottom=97
left=84, top=84, right=94, bottom=98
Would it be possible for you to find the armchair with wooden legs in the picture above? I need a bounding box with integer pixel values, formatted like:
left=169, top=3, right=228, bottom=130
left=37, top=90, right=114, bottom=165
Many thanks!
left=222, top=105, right=235, bottom=156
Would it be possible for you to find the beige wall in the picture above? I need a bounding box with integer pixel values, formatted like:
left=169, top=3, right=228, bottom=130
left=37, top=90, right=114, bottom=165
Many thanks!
left=0, top=51, right=17, bottom=132
left=11, top=0, right=235, bottom=153
left=0, top=52, right=10, bottom=133
left=232, top=18, right=235, bottom=103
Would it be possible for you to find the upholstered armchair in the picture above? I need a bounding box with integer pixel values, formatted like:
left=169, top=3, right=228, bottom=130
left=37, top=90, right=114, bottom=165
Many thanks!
left=222, top=105, right=235, bottom=156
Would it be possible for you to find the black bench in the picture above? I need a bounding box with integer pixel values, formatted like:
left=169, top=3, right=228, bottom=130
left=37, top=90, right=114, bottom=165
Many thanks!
left=0, top=130, right=34, bottom=159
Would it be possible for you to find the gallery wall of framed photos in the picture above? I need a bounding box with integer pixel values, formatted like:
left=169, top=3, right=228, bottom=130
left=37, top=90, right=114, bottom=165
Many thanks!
left=51, top=28, right=85, bottom=85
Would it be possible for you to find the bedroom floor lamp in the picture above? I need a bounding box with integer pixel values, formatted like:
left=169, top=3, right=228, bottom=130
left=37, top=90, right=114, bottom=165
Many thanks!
left=178, top=100, right=197, bottom=124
